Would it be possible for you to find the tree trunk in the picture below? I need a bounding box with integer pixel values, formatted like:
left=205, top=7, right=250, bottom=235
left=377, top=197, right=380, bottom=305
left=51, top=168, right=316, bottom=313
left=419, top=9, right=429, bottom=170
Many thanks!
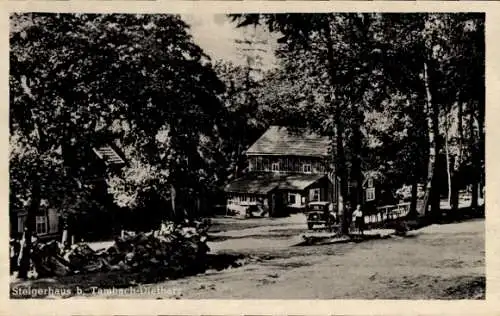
left=17, top=79, right=44, bottom=279
left=408, top=173, right=419, bottom=219
left=234, top=144, right=242, bottom=179
left=17, top=178, right=41, bottom=279
left=337, top=121, right=350, bottom=235
left=477, top=107, right=485, bottom=201
left=473, top=103, right=485, bottom=202
left=445, top=114, right=452, bottom=206
left=470, top=172, right=479, bottom=210
left=450, top=155, right=460, bottom=211
left=350, top=112, right=364, bottom=209
left=422, top=60, right=440, bottom=220
left=451, top=100, right=464, bottom=211
left=324, top=18, right=349, bottom=235
left=469, top=103, right=479, bottom=210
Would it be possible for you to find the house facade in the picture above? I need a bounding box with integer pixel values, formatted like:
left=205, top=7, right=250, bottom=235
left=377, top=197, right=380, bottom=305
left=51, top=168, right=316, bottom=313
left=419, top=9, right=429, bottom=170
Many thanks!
left=224, top=126, right=341, bottom=217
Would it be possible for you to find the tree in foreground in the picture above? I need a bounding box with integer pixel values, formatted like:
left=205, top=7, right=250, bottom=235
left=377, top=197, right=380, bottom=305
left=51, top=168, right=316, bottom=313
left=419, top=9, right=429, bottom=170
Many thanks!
left=10, top=13, right=226, bottom=279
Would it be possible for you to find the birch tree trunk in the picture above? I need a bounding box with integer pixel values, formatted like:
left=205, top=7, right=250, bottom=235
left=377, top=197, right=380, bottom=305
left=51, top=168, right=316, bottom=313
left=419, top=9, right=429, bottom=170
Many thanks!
left=477, top=99, right=485, bottom=200
left=469, top=102, right=479, bottom=210
left=422, top=60, right=441, bottom=220
left=445, top=113, right=452, bottom=206
left=450, top=100, right=464, bottom=211
left=472, top=102, right=485, bottom=203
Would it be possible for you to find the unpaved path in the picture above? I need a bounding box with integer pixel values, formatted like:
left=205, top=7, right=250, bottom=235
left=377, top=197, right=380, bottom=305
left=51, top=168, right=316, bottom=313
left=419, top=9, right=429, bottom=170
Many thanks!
left=79, top=218, right=484, bottom=299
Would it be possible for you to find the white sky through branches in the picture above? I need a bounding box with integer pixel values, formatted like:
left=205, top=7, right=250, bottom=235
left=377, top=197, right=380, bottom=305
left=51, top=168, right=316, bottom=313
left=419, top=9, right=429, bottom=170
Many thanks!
left=182, top=14, right=278, bottom=69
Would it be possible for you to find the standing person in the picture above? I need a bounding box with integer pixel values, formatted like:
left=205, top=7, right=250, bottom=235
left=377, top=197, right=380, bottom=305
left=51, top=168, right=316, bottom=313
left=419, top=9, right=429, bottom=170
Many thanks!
left=352, top=204, right=365, bottom=235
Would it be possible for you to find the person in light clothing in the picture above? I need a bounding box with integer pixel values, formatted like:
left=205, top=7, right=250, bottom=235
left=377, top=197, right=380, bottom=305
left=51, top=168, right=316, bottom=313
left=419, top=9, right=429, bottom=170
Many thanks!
left=352, top=204, right=364, bottom=235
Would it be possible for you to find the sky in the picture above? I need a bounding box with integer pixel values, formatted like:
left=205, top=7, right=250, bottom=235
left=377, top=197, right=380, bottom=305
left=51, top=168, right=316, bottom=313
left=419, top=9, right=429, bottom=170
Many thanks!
left=181, top=14, right=278, bottom=69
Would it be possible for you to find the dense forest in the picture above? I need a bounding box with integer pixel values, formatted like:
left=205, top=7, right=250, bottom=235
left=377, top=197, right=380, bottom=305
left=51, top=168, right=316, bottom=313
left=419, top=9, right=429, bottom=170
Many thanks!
left=10, top=13, right=484, bottom=277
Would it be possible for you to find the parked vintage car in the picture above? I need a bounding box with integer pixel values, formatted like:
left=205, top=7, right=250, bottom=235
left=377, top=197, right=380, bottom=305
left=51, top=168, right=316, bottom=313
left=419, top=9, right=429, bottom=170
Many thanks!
left=305, top=201, right=338, bottom=230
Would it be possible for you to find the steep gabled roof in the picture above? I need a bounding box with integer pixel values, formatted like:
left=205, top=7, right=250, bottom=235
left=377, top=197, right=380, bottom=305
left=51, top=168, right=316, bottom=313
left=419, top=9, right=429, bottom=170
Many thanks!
left=246, top=126, right=331, bottom=157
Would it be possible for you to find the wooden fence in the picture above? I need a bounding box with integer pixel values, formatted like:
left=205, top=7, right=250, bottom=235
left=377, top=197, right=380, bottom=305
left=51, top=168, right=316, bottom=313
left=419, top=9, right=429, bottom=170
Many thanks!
left=364, top=202, right=411, bottom=225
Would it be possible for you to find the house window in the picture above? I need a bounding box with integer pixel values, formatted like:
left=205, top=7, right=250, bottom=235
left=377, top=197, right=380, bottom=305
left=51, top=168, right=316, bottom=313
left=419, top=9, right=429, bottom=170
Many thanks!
left=35, top=216, right=48, bottom=235
left=288, top=193, right=296, bottom=205
left=249, top=195, right=256, bottom=202
left=367, top=178, right=373, bottom=188
left=311, top=188, right=320, bottom=202
left=365, top=188, right=375, bottom=201
left=303, top=164, right=312, bottom=173
left=271, top=162, right=280, bottom=172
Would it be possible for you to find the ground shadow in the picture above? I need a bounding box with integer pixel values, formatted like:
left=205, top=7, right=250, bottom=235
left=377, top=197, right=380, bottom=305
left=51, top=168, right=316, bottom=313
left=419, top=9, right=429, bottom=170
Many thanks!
left=10, top=252, right=253, bottom=299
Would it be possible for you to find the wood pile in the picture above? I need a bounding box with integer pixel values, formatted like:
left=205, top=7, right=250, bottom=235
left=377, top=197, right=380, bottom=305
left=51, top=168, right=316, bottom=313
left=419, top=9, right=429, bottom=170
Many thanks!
left=16, top=219, right=211, bottom=281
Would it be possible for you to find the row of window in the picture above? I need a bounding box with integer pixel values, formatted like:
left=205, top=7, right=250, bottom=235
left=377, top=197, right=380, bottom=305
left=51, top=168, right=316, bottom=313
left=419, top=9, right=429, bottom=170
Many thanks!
left=269, top=163, right=310, bottom=172
left=227, top=194, right=258, bottom=204
left=248, top=157, right=320, bottom=173
left=269, top=163, right=312, bottom=173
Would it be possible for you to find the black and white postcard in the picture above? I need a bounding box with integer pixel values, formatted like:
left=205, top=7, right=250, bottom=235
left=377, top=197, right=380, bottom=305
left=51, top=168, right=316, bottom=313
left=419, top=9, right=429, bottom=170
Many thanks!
left=3, top=1, right=497, bottom=316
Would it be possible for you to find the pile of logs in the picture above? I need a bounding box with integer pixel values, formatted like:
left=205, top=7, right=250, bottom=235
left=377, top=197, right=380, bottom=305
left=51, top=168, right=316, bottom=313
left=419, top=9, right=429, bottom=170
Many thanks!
left=13, top=219, right=211, bottom=280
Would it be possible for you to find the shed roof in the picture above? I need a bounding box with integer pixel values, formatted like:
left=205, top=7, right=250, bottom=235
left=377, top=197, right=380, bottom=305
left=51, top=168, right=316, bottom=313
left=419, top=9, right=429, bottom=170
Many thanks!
left=246, top=126, right=331, bottom=157
left=224, top=173, right=326, bottom=194
left=276, top=173, right=326, bottom=190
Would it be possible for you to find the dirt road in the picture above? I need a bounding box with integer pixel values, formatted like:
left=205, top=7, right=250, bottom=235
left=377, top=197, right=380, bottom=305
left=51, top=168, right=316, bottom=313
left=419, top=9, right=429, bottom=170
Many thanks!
left=80, top=217, right=484, bottom=299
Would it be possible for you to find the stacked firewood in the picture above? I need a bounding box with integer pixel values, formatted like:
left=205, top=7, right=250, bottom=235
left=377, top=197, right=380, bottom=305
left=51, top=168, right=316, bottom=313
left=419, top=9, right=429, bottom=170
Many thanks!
left=15, top=219, right=211, bottom=280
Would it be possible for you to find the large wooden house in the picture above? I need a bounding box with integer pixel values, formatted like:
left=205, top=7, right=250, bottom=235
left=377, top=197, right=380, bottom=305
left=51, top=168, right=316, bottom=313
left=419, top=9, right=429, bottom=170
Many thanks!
left=224, top=126, right=341, bottom=217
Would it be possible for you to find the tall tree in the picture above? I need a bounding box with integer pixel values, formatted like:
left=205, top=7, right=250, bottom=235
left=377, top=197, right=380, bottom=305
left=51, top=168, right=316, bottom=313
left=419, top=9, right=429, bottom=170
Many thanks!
left=230, top=13, right=387, bottom=233
left=10, top=13, right=225, bottom=278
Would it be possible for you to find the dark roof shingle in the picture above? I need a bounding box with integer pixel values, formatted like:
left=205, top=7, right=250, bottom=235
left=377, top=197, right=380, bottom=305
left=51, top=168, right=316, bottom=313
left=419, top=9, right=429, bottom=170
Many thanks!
left=246, top=126, right=331, bottom=157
